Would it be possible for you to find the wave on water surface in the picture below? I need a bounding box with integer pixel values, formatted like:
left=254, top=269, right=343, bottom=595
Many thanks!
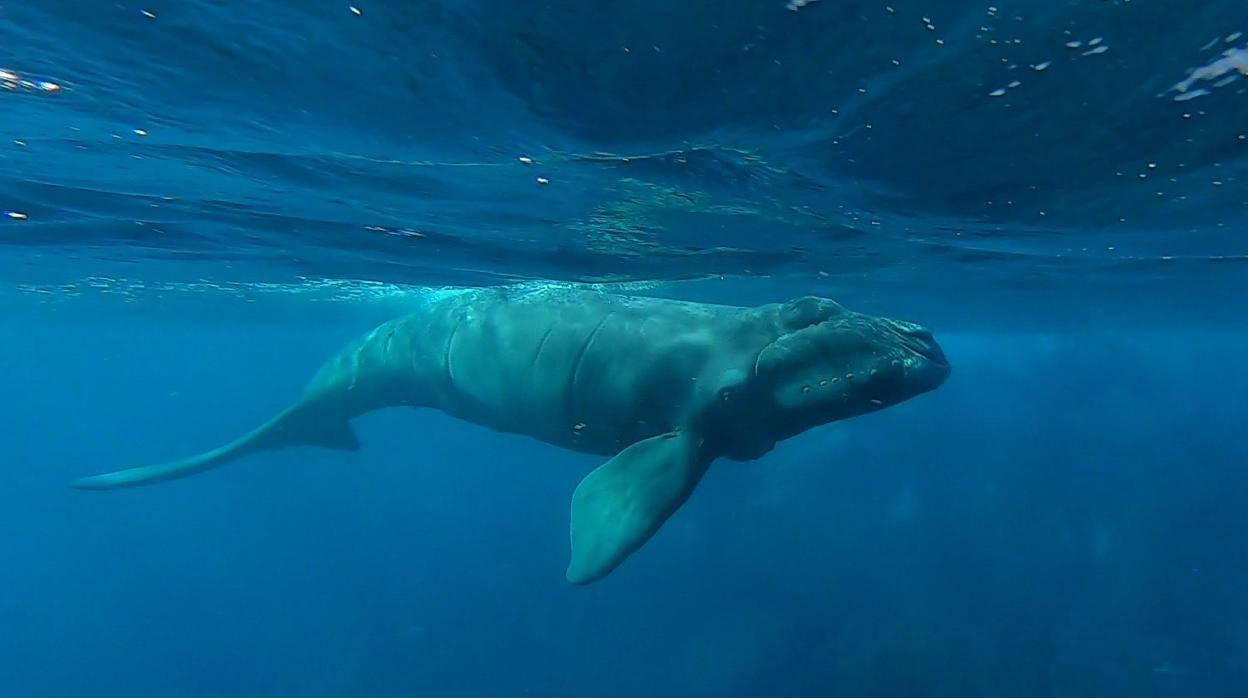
left=0, top=0, right=1246, bottom=322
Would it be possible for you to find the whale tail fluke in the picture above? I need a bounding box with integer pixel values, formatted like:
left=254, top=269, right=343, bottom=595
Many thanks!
left=70, top=403, right=359, bottom=491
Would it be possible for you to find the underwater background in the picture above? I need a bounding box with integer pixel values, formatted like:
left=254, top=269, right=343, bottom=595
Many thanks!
left=2, top=1, right=1247, bottom=696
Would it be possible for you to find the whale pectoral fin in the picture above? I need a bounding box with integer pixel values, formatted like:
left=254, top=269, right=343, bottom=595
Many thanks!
left=566, top=430, right=712, bottom=585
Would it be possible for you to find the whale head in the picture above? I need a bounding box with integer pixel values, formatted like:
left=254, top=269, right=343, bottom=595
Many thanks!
left=710, top=296, right=950, bottom=458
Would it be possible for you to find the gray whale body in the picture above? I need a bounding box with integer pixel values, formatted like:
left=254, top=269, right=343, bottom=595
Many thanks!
left=74, top=286, right=950, bottom=584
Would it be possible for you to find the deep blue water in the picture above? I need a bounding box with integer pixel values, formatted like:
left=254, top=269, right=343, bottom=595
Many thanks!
left=2, top=2, right=1248, bottom=696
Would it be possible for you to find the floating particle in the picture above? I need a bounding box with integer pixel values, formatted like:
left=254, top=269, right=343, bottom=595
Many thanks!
left=536, top=176, right=549, bottom=185
left=349, top=5, right=362, bottom=15
left=1007, top=80, right=1021, bottom=88
left=785, top=0, right=818, bottom=11
left=141, top=9, right=156, bottom=19
left=1066, top=40, right=1082, bottom=48
left=517, top=155, right=533, bottom=165
left=1228, top=32, right=1243, bottom=43
left=1082, top=45, right=1108, bottom=56
left=1032, top=61, right=1051, bottom=71
left=13, top=140, right=25, bottom=147
left=37, top=81, right=60, bottom=92
left=133, top=128, right=148, bottom=136
left=989, top=87, right=1007, bottom=97
left=5, top=211, right=28, bottom=220
left=1173, top=88, right=1210, bottom=102
left=1088, top=37, right=1103, bottom=46
left=1213, top=74, right=1239, bottom=87
left=1201, top=37, right=1221, bottom=51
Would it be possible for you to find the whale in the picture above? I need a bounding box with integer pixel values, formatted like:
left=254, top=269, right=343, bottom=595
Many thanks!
left=73, top=285, right=950, bottom=584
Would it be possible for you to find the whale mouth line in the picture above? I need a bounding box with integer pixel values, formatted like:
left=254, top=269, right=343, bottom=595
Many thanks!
left=911, top=342, right=949, bottom=368
left=752, top=318, right=836, bottom=377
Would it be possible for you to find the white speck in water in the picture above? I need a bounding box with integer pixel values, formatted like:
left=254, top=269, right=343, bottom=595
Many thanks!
left=6, top=211, right=28, bottom=220
left=133, top=129, right=148, bottom=136
left=1088, top=37, right=1103, bottom=46
left=349, top=6, right=362, bottom=15
left=1066, top=40, right=1082, bottom=49
left=141, top=9, right=156, bottom=19
left=1082, top=45, right=1108, bottom=56
left=536, top=176, right=550, bottom=185
left=1227, top=32, right=1243, bottom=42
left=1008, top=80, right=1021, bottom=88
left=517, top=156, right=533, bottom=165
left=989, top=88, right=1007, bottom=97
left=1032, top=61, right=1051, bottom=71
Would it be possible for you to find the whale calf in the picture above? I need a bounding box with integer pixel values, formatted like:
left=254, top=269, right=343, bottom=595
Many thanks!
left=74, top=285, right=950, bottom=584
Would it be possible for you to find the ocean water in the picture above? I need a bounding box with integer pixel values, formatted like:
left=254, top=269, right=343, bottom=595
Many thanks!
left=2, top=2, right=1247, bottom=697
